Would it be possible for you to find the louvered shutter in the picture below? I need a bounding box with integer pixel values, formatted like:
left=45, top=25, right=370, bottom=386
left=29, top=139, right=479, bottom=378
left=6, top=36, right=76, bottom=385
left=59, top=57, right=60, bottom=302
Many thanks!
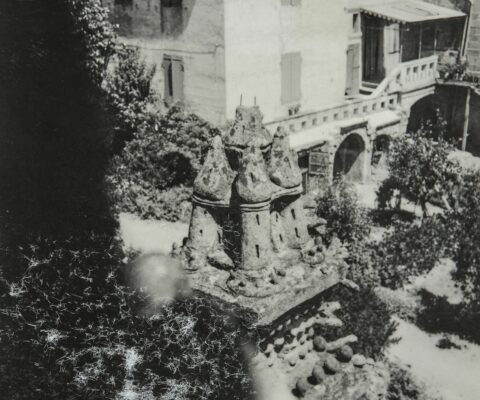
left=172, top=58, right=184, bottom=101
left=162, top=56, right=172, bottom=102
left=281, top=52, right=302, bottom=104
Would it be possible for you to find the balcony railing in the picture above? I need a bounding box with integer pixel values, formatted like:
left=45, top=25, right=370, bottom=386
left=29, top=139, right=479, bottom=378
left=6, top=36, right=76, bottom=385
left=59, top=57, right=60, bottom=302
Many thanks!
left=265, top=55, right=437, bottom=136
left=369, top=55, right=438, bottom=98
left=265, top=94, right=398, bottom=134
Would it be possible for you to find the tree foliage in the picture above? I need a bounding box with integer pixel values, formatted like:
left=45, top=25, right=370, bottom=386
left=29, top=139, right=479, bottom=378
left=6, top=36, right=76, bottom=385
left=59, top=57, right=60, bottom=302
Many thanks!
left=0, top=0, right=117, bottom=245
left=105, top=47, right=158, bottom=151
left=449, top=171, right=480, bottom=304
left=109, top=105, right=220, bottom=221
left=315, top=179, right=371, bottom=245
left=318, top=285, right=398, bottom=360
left=377, top=132, right=461, bottom=214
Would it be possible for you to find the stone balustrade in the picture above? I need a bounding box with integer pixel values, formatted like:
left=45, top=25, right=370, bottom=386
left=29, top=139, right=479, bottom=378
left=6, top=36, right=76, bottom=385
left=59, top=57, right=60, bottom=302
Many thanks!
left=371, top=55, right=438, bottom=98
left=265, top=94, right=398, bottom=134
left=264, top=55, right=437, bottom=137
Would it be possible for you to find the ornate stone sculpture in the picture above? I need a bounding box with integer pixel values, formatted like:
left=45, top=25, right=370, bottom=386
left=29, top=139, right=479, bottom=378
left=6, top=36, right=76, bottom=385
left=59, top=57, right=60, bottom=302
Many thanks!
left=176, top=105, right=389, bottom=399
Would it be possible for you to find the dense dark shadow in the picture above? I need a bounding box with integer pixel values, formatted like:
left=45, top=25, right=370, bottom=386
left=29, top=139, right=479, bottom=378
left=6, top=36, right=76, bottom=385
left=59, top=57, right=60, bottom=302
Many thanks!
left=0, top=0, right=117, bottom=279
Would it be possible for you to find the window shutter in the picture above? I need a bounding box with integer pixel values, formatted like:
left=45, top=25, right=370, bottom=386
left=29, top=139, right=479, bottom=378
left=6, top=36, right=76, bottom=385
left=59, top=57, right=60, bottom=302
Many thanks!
left=281, top=52, right=301, bottom=104
left=172, top=58, right=184, bottom=101
left=162, top=56, right=172, bottom=101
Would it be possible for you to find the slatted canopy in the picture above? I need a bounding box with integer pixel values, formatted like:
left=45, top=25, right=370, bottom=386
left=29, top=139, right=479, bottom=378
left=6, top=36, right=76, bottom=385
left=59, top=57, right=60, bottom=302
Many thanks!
left=361, top=0, right=465, bottom=24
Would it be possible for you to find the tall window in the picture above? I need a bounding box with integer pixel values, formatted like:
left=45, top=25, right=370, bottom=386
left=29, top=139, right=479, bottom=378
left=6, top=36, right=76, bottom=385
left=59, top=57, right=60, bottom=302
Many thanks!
left=281, top=52, right=302, bottom=104
left=161, top=0, right=183, bottom=35
left=163, top=55, right=184, bottom=104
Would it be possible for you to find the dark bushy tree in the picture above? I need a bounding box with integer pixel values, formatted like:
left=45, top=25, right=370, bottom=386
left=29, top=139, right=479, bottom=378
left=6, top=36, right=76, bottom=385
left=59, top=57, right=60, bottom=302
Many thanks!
left=0, top=4, right=255, bottom=399
left=0, top=0, right=116, bottom=247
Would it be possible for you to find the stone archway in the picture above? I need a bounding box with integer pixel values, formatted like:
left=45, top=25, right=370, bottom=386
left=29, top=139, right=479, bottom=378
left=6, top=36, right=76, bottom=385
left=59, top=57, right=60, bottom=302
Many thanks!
left=406, top=94, right=438, bottom=135
left=333, top=133, right=366, bottom=182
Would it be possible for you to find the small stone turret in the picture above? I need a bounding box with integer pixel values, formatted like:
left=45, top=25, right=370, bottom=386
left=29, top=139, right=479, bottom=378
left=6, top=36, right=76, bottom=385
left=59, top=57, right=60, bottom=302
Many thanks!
left=236, top=143, right=275, bottom=270
left=187, top=136, right=234, bottom=268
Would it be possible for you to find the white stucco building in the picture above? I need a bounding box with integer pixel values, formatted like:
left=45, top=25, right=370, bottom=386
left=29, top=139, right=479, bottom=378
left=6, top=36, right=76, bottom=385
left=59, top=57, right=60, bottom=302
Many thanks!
left=103, top=0, right=468, bottom=186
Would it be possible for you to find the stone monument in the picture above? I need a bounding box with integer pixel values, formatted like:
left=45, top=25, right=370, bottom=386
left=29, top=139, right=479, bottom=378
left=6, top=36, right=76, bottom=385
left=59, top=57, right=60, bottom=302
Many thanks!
left=178, top=106, right=389, bottom=399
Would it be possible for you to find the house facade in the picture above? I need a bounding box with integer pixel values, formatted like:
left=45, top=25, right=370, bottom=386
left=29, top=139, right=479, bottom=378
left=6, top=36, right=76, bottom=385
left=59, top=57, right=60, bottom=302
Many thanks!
left=103, top=0, right=468, bottom=186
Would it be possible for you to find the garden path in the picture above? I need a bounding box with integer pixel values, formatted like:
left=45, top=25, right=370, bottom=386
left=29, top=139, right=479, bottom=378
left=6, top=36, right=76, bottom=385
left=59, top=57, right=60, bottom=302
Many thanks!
left=387, top=318, right=480, bottom=400
left=119, top=213, right=189, bottom=255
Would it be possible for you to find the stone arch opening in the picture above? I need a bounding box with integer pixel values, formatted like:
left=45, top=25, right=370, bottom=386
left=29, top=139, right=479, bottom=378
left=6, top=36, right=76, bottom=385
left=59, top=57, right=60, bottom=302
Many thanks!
left=333, top=133, right=366, bottom=182
left=407, top=94, right=438, bottom=135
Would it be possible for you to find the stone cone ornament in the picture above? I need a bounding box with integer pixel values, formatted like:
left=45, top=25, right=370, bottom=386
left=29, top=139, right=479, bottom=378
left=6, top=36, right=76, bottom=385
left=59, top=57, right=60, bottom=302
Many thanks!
left=269, top=127, right=303, bottom=189
left=235, top=141, right=274, bottom=203
left=194, top=136, right=234, bottom=201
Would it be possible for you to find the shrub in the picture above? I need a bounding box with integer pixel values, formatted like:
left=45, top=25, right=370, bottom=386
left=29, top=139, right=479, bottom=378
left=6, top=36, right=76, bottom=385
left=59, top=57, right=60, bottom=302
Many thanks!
left=448, top=171, right=480, bottom=305
left=387, top=362, right=441, bottom=400
left=320, top=285, right=398, bottom=360
left=315, top=179, right=371, bottom=245
left=0, top=234, right=255, bottom=400
left=374, top=216, right=456, bottom=289
left=110, top=182, right=192, bottom=222
left=109, top=105, right=219, bottom=221
left=105, top=47, right=158, bottom=151
left=378, top=132, right=461, bottom=215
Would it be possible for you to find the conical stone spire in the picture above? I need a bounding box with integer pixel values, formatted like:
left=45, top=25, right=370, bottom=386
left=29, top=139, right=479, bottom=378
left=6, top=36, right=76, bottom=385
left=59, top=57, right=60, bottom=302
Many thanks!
left=194, top=136, right=235, bottom=201
left=235, top=141, right=274, bottom=204
left=268, top=127, right=303, bottom=189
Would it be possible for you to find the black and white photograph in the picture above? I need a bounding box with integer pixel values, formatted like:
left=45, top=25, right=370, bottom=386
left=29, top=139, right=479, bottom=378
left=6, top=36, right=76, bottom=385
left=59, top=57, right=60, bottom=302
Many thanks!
left=0, top=0, right=479, bottom=399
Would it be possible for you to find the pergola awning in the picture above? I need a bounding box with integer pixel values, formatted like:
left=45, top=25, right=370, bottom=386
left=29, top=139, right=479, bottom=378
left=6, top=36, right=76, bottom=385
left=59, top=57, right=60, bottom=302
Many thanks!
left=361, top=0, right=466, bottom=24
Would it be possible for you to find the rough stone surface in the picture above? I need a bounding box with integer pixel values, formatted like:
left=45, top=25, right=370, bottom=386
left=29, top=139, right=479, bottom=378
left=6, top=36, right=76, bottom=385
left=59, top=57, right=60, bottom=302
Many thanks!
left=223, top=105, right=272, bottom=150
left=268, top=127, right=303, bottom=188
left=296, top=377, right=310, bottom=397
left=313, top=336, right=327, bottom=352
left=323, top=355, right=341, bottom=375
left=311, top=363, right=326, bottom=384
left=194, top=136, right=235, bottom=201
left=337, top=345, right=354, bottom=363
left=320, top=363, right=390, bottom=400
left=235, top=143, right=275, bottom=203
